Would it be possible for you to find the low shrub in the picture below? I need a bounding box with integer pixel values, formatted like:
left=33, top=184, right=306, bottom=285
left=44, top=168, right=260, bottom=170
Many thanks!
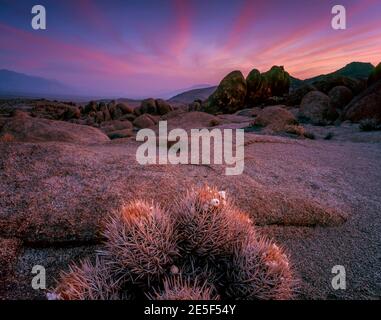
left=359, top=118, right=381, bottom=132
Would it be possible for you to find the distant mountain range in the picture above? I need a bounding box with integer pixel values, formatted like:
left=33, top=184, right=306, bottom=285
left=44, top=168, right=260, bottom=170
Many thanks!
left=169, top=86, right=217, bottom=103
left=0, top=69, right=74, bottom=98
left=0, top=62, right=375, bottom=103
left=303, top=62, right=374, bottom=84
left=161, top=84, right=213, bottom=100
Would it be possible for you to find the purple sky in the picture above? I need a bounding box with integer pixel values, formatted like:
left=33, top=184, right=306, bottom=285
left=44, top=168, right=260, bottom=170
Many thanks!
left=0, top=0, right=380, bottom=98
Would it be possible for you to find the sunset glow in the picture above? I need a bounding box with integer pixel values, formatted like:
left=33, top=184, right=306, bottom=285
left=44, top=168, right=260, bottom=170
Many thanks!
left=0, top=0, right=380, bottom=97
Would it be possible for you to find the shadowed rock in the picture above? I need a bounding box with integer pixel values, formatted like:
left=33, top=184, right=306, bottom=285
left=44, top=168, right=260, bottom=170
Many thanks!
left=312, top=75, right=366, bottom=95
left=246, top=66, right=290, bottom=107
left=156, top=99, right=173, bottom=115
left=328, top=86, right=353, bottom=110
left=300, top=91, right=335, bottom=125
left=367, top=62, right=381, bottom=86
left=133, top=113, right=156, bottom=128
left=342, top=80, right=381, bottom=122
left=203, top=70, right=247, bottom=114
left=245, top=69, right=263, bottom=106
left=261, top=66, right=290, bottom=97
left=140, top=98, right=157, bottom=115
left=286, top=84, right=316, bottom=106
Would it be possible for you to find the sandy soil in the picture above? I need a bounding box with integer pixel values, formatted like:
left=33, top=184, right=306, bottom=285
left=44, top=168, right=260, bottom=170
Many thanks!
left=0, top=118, right=380, bottom=300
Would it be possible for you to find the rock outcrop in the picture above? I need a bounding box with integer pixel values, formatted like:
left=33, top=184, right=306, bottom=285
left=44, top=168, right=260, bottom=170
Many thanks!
left=156, top=99, right=173, bottom=115
left=312, top=75, right=366, bottom=96
left=245, top=69, right=263, bottom=106
left=0, top=112, right=109, bottom=143
left=286, top=84, right=316, bottom=106
left=367, top=62, right=381, bottom=86
left=342, top=80, right=381, bottom=122
left=100, top=120, right=133, bottom=139
left=252, top=105, right=298, bottom=133
left=203, top=71, right=247, bottom=114
left=246, top=66, right=290, bottom=106
left=300, top=91, right=336, bottom=124
left=133, top=114, right=157, bottom=128
left=328, top=86, right=353, bottom=110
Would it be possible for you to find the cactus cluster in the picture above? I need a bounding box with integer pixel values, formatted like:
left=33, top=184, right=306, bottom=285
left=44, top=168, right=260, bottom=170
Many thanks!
left=50, top=185, right=294, bottom=300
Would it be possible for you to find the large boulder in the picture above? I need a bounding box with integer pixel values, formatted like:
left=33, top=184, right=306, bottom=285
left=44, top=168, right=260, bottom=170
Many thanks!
left=0, top=140, right=347, bottom=244
left=116, top=103, right=133, bottom=115
left=368, top=62, right=381, bottom=86
left=30, top=101, right=80, bottom=120
left=140, top=98, right=157, bottom=115
left=313, top=75, right=366, bottom=95
left=62, top=106, right=81, bottom=121
left=163, top=111, right=220, bottom=131
left=286, top=84, right=316, bottom=106
left=0, top=112, right=110, bottom=144
left=95, top=111, right=104, bottom=123
left=107, top=101, right=116, bottom=118
left=188, top=100, right=202, bottom=112
left=111, top=103, right=132, bottom=119
left=133, top=114, right=156, bottom=128
left=99, top=104, right=111, bottom=122
left=246, top=66, right=290, bottom=107
left=245, top=69, right=263, bottom=106
left=300, top=91, right=335, bottom=124
left=155, top=99, right=173, bottom=115
left=204, top=70, right=247, bottom=114
left=342, top=80, right=381, bottom=122
left=119, top=114, right=136, bottom=122
left=83, top=101, right=98, bottom=114
left=261, top=66, right=290, bottom=97
left=100, top=120, right=133, bottom=134
left=253, top=105, right=297, bottom=132
left=328, top=86, right=353, bottom=110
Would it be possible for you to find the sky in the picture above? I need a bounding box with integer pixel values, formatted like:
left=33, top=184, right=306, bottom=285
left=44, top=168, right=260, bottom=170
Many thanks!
left=0, top=0, right=380, bottom=98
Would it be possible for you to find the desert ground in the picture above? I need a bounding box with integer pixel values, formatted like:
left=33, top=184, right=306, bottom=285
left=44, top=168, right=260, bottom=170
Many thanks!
left=1, top=64, right=381, bottom=300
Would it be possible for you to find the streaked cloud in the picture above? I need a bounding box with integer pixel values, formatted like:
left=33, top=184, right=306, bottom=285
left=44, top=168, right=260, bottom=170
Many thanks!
left=0, top=0, right=380, bottom=97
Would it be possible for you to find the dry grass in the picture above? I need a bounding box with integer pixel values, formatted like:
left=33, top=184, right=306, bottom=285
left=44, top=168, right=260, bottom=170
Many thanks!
left=359, top=118, right=381, bottom=131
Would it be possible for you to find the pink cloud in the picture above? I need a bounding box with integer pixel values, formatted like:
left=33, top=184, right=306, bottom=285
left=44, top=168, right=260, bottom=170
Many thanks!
left=222, top=0, right=260, bottom=51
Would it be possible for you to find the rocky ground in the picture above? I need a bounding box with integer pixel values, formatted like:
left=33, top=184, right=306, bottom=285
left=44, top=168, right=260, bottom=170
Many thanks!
left=0, top=111, right=380, bottom=299
left=0, top=63, right=380, bottom=300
